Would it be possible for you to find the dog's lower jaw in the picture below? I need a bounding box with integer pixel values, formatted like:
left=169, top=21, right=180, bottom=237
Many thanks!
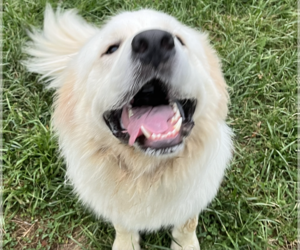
left=112, top=225, right=141, bottom=250
left=171, top=216, right=200, bottom=250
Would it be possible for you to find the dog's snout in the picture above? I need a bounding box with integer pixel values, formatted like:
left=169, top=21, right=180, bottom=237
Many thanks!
left=131, top=29, right=175, bottom=68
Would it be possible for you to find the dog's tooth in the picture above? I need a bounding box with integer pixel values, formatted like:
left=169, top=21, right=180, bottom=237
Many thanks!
left=172, top=102, right=179, bottom=113
left=141, top=126, right=151, bottom=139
left=162, top=134, right=167, bottom=139
left=128, top=108, right=133, bottom=118
left=151, top=134, right=157, bottom=140
left=156, top=134, right=161, bottom=139
left=171, top=109, right=181, bottom=124
left=120, top=120, right=125, bottom=129
left=174, top=109, right=180, bottom=120
left=173, top=117, right=182, bottom=132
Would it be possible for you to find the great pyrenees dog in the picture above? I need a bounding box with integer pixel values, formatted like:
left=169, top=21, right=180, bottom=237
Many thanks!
left=25, top=5, right=233, bottom=250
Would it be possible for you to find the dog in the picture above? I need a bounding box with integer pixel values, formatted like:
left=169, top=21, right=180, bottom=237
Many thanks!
left=24, top=5, right=233, bottom=250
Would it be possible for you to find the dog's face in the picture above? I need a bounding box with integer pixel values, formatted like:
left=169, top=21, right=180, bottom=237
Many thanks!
left=67, top=10, right=222, bottom=156
left=26, top=8, right=228, bottom=159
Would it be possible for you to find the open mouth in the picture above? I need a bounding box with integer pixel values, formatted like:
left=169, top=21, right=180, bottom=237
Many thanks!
left=103, top=78, right=197, bottom=155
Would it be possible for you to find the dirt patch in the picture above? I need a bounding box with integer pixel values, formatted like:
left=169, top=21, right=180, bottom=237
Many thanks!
left=267, top=238, right=299, bottom=250
left=8, top=215, right=88, bottom=250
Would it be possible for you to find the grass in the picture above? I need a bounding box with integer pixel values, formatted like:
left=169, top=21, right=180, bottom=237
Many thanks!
left=3, top=0, right=297, bottom=249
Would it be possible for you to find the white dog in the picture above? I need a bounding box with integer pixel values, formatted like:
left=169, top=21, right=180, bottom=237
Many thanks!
left=25, top=5, right=233, bottom=250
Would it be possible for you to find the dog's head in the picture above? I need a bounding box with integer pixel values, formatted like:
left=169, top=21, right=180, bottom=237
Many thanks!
left=25, top=6, right=229, bottom=158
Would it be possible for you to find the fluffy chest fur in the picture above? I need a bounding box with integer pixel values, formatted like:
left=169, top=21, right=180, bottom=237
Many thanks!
left=55, top=97, right=232, bottom=230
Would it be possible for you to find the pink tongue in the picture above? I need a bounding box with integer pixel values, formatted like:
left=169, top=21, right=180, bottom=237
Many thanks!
left=121, top=105, right=174, bottom=145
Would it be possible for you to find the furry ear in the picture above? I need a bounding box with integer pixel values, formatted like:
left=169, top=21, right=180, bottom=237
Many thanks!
left=24, top=4, right=99, bottom=87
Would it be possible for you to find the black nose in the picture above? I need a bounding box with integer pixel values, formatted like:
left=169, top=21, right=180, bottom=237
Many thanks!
left=131, top=29, right=175, bottom=68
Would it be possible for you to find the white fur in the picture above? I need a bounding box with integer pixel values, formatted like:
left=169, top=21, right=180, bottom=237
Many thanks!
left=25, top=5, right=233, bottom=249
left=63, top=123, right=232, bottom=231
left=24, top=5, right=99, bottom=86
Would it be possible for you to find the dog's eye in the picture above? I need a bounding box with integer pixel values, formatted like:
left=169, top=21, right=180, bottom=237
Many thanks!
left=175, top=36, right=184, bottom=46
left=105, top=45, right=119, bottom=55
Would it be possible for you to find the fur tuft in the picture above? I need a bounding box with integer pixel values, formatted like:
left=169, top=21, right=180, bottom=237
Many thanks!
left=23, top=4, right=99, bottom=88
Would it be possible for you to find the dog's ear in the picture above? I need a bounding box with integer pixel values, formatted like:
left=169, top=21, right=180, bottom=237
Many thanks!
left=24, top=4, right=99, bottom=87
left=204, top=38, right=229, bottom=119
left=194, top=31, right=229, bottom=119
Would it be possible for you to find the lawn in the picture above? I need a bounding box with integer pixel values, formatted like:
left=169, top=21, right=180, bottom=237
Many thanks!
left=3, top=0, right=297, bottom=249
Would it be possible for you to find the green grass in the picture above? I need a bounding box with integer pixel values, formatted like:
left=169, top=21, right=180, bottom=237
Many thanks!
left=3, top=0, right=297, bottom=249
